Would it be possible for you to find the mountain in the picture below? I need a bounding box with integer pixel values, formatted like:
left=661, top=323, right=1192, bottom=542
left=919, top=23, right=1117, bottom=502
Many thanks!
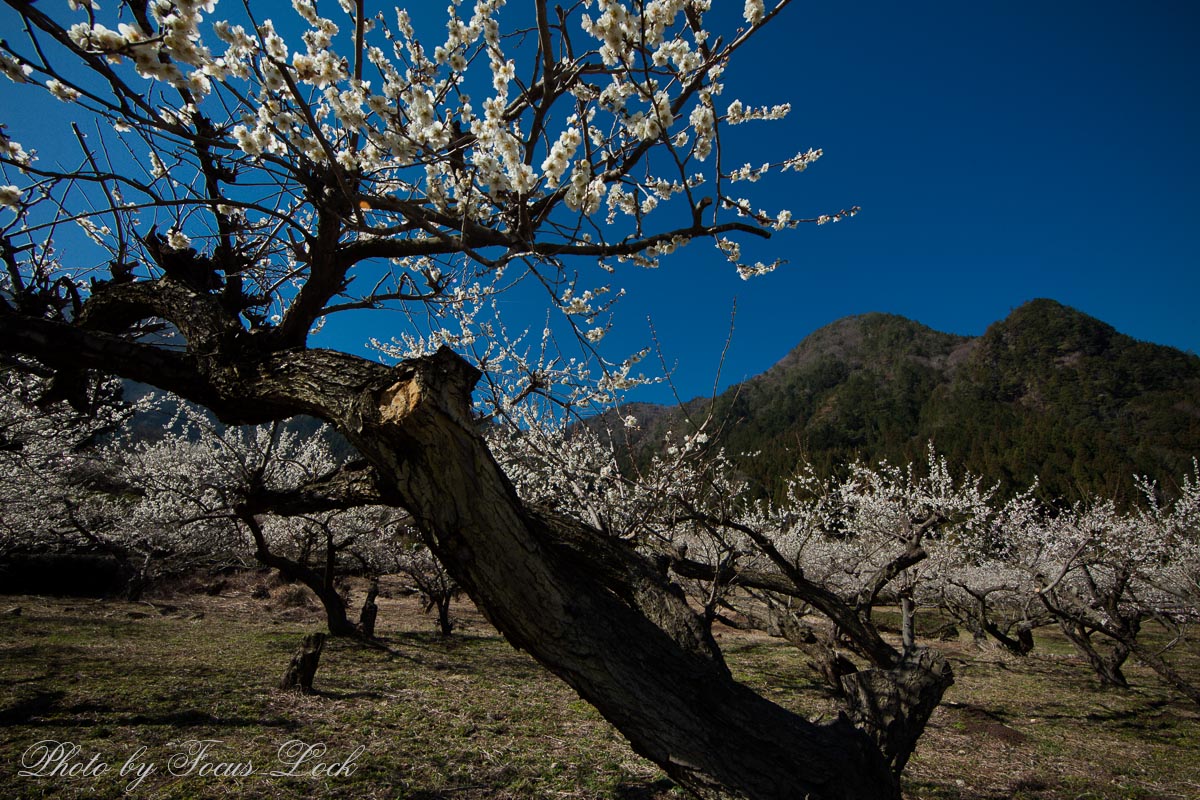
left=601, top=299, right=1200, bottom=502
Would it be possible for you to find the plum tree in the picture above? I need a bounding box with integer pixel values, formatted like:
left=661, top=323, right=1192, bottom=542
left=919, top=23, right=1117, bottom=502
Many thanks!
left=0, top=1, right=900, bottom=797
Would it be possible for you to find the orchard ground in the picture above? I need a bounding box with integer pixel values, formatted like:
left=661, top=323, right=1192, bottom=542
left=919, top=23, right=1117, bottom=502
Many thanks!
left=1, top=574, right=1198, bottom=800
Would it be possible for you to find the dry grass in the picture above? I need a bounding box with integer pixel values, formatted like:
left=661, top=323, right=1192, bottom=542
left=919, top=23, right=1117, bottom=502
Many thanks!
left=1, top=578, right=1197, bottom=799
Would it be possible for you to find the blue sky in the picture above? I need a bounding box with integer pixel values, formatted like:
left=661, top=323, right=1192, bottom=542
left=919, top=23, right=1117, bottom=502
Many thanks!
left=2, top=1, right=1196, bottom=408
left=596, top=0, right=1200, bottom=403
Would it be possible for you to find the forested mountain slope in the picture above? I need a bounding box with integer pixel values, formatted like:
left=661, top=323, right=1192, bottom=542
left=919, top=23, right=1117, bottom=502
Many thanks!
left=601, top=299, right=1200, bottom=501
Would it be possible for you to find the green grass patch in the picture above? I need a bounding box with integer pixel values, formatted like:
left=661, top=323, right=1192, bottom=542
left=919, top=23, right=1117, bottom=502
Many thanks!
left=1, top=591, right=1198, bottom=799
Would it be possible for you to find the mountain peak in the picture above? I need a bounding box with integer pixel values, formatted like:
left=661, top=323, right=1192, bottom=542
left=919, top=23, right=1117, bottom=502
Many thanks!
left=987, top=298, right=1120, bottom=359
left=766, top=312, right=970, bottom=379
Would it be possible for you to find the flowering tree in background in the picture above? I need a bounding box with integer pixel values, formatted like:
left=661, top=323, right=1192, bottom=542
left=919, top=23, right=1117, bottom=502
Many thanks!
left=391, top=537, right=462, bottom=635
left=0, top=0, right=903, bottom=796
left=657, top=448, right=993, bottom=774
left=0, top=369, right=133, bottom=570
left=1003, top=468, right=1200, bottom=706
left=110, top=399, right=414, bottom=635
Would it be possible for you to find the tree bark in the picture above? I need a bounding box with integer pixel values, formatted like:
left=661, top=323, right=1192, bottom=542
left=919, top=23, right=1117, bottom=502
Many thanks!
left=433, top=591, right=454, bottom=637
left=899, top=596, right=916, bottom=653
left=1037, top=586, right=1200, bottom=708
left=839, top=648, right=953, bottom=776
left=1126, top=636, right=1200, bottom=707
left=356, top=352, right=898, bottom=798
left=280, top=632, right=326, bottom=693
left=982, top=619, right=1035, bottom=656
left=1057, top=620, right=1131, bottom=689
left=359, top=579, right=379, bottom=638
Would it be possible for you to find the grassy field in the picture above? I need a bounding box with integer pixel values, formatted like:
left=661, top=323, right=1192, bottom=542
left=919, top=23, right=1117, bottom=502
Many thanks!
left=1, top=576, right=1198, bottom=800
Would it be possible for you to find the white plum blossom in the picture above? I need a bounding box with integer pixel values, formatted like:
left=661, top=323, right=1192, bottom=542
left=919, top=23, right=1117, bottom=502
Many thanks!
left=0, top=52, right=31, bottom=83
left=541, top=127, right=583, bottom=188
left=735, top=259, right=782, bottom=280
left=0, top=184, right=20, bottom=212
left=725, top=100, right=789, bottom=125
left=744, top=0, right=765, bottom=26
left=45, top=79, right=81, bottom=102
left=166, top=229, right=192, bottom=249
left=689, top=100, right=715, bottom=160
left=0, top=0, right=857, bottom=462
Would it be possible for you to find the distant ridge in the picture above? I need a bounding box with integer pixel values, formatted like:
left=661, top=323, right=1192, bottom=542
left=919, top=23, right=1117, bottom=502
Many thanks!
left=599, top=299, right=1200, bottom=502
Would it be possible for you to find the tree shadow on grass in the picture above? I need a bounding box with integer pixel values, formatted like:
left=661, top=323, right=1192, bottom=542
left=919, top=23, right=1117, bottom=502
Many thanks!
left=943, top=702, right=1029, bottom=745
left=0, top=690, right=66, bottom=724
left=615, top=777, right=678, bottom=799
left=377, top=631, right=547, bottom=681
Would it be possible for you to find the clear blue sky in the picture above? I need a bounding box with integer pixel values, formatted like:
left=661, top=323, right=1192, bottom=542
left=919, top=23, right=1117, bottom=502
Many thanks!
left=599, top=0, right=1200, bottom=403
left=2, top=1, right=1197, bottom=407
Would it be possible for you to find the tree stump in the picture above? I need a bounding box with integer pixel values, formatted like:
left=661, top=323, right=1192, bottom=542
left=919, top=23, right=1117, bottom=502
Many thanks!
left=359, top=580, right=379, bottom=638
left=280, top=632, right=326, bottom=693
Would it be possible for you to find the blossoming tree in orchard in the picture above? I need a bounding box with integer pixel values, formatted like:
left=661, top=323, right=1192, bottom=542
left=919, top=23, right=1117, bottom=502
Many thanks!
left=110, top=400, right=408, bottom=635
left=109, top=396, right=460, bottom=639
left=0, top=0, right=908, bottom=796
left=654, top=447, right=1003, bottom=774
left=1002, top=469, right=1200, bottom=707
left=0, top=369, right=137, bottom=577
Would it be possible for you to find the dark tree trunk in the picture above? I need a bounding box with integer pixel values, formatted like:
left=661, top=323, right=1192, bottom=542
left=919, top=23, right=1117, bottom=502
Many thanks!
left=1126, top=636, right=1200, bottom=707
left=280, top=632, right=326, bottom=693
left=1058, top=620, right=1131, bottom=689
left=1016, top=623, right=1035, bottom=655
left=1059, top=613, right=1200, bottom=707
left=418, top=588, right=456, bottom=636
left=899, top=596, right=916, bottom=653
left=434, top=592, right=453, bottom=637
left=123, top=560, right=147, bottom=602
left=313, top=584, right=356, bottom=637
left=840, top=648, right=954, bottom=776
left=944, top=584, right=1036, bottom=655
left=336, top=350, right=901, bottom=799
left=983, top=619, right=1035, bottom=656
left=774, top=602, right=953, bottom=775
left=1038, top=584, right=1200, bottom=708
left=238, top=511, right=358, bottom=637
left=359, top=579, right=379, bottom=638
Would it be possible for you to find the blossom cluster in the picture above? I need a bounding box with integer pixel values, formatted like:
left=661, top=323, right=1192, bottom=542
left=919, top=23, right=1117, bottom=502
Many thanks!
left=0, top=0, right=844, bottom=414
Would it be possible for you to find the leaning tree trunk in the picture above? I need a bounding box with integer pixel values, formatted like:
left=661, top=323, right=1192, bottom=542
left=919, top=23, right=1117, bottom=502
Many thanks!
left=1126, top=636, right=1200, bottom=708
left=1057, top=620, right=1131, bottom=689
left=1040, top=593, right=1200, bottom=708
left=339, top=349, right=899, bottom=799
